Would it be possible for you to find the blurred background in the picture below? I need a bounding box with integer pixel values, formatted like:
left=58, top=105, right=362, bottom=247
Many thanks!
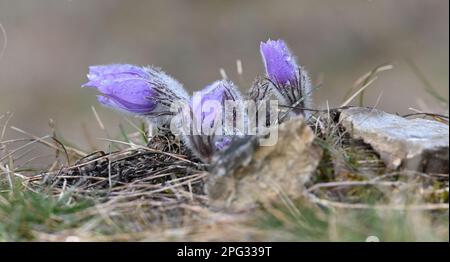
left=0, top=0, right=448, bottom=152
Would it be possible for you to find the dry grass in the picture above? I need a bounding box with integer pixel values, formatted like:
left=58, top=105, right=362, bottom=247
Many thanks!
left=1, top=106, right=448, bottom=242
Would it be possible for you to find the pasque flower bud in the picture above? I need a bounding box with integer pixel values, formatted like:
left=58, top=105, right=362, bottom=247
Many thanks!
left=83, top=64, right=189, bottom=124
left=181, top=80, right=243, bottom=163
left=260, top=39, right=312, bottom=117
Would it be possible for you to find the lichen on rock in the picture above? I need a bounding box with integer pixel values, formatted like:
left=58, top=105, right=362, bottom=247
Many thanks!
left=339, top=107, right=449, bottom=173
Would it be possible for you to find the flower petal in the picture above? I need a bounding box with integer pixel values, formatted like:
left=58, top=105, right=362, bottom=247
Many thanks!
left=83, top=64, right=149, bottom=87
left=214, top=137, right=232, bottom=151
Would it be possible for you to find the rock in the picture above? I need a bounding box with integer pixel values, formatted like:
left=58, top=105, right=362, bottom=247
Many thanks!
left=339, top=107, right=449, bottom=173
left=206, top=116, right=322, bottom=211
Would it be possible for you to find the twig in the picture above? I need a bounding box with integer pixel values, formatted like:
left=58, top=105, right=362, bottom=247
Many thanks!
left=403, top=110, right=449, bottom=123
left=91, top=106, right=105, bottom=130
left=307, top=180, right=405, bottom=193
left=0, top=135, right=51, bottom=162
left=3, top=164, right=14, bottom=193
left=0, top=23, right=7, bottom=60
left=108, top=145, right=112, bottom=191
left=10, top=126, right=86, bottom=157
left=305, top=191, right=449, bottom=211
left=341, top=77, right=378, bottom=107
left=96, top=138, right=200, bottom=165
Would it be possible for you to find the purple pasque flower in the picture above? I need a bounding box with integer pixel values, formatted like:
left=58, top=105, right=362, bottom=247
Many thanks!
left=260, top=39, right=298, bottom=86
left=191, top=79, right=242, bottom=131
left=260, top=39, right=312, bottom=116
left=83, top=64, right=189, bottom=123
left=180, top=80, right=243, bottom=163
